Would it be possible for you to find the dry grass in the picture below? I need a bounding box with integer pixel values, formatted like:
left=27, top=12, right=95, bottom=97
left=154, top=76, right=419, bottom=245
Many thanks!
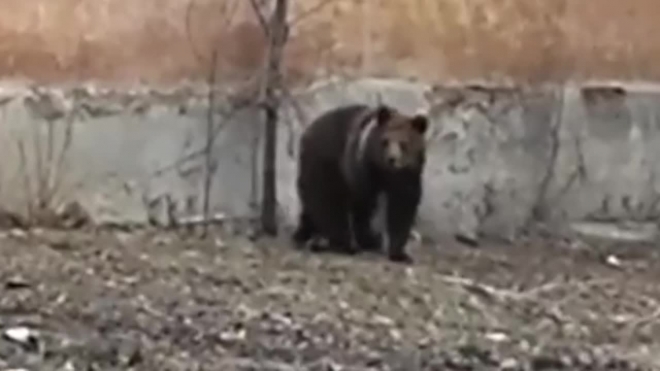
left=0, top=0, right=657, bottom=84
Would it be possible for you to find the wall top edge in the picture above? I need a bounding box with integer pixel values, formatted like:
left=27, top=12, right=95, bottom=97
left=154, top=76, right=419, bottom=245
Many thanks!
left=1, top=77, right=660, bottom=98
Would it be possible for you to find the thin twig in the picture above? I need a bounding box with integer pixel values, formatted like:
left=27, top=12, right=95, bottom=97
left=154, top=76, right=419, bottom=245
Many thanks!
left=185, top=0, right=240, bottom=65
left=184, top=0, right=207, bottom=64
left=622, top=293, right=660, bottom=338
left=150, top=96, right=255, bottom=179
left=202, top=49, right=219, bottom=238
left=526, top=87, right=564, bottom=226
left=248, top=0, right=270, bottom=35
left=279, top=84, right=308, bottom=157
left=289, top=0, right=337, bottom=26
left=31, top=117, right=46, bottom=210
left=439, top=275, right=520, bottom=302
left=45, top=120, right=55, bottom=197
left=47, top=114, right=74, bottom=206
left=626, top=307, right=660, bottom=330
left=440, top=274, right=611, bottom=302
left=16, top=139, right=34, bottom=222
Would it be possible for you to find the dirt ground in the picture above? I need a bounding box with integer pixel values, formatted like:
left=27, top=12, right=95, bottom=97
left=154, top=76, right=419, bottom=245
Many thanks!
left=0, top=226, right=659, bottom=371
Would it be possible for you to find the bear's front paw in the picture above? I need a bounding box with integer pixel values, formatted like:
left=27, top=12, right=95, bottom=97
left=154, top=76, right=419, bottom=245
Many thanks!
left=388, top=251, right=413, bottom=264
left=338, top=243, right=360, bottom=255
left=325, top=238, right=359, bottom=255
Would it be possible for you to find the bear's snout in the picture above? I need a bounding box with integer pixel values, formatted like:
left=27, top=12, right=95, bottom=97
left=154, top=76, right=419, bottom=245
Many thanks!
left=386, top=156, right=398, bottom=167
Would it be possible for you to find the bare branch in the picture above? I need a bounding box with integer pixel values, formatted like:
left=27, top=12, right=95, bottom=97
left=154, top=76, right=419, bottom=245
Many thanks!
left=31, top=116, right=45, bottom=209
left=279, top=84, right=308, bottom=157
left=185, top=0, right=209, bottom=64
left=248, top=0, right=270, bottom=35
left=17, top=139, right=34, bottom=221
left=185, top=0, right=240, bottom=65
left=289, top=0, right=336, bottom=26
left=48, top=115, right=74, bottom=204
left=202, top=49, right=220, bottom=238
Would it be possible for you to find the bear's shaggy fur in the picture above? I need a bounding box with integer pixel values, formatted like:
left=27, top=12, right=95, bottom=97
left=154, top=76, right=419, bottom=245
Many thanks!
left=292, top=103, right=428, bottom=263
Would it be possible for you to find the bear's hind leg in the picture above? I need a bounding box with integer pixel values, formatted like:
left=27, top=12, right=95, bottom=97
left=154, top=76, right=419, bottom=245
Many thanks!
left=299, top=165, right=357, bottom=255
left=292, top=208, right=316, bottom=249
left=316, top=199, right=357, bottom=255
left=351, top=195, right=382, bottom=252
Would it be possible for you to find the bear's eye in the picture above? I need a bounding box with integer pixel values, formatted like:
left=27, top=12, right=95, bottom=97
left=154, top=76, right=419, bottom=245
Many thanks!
left=399, top=142, right=408, bottom=152
left=380, top=138, right=389, bottom=148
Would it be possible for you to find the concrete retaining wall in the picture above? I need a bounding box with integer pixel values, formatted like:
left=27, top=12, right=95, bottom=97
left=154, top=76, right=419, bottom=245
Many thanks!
left=0, top=79, right=658, bottom=241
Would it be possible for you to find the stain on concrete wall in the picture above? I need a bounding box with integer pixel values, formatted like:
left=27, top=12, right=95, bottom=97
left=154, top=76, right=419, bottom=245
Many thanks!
left=0, top=0, right=658, bottom=84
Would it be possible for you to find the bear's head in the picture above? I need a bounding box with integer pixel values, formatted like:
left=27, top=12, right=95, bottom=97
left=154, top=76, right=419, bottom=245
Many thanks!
left=368, top=105, right=428, bottom=172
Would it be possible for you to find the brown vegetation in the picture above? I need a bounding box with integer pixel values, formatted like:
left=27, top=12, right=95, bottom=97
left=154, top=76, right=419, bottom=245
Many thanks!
left=0, top=0, right=658, bottom=84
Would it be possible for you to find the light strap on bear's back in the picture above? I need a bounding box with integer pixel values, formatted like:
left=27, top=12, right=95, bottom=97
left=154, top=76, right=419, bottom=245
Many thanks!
left=342, top=107, right=379, bottom=191
left=354, top=110, right=379, bottom=162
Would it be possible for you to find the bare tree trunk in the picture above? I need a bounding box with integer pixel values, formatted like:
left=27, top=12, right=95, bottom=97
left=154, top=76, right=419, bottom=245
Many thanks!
left=260, top=0, right=289, bottom=236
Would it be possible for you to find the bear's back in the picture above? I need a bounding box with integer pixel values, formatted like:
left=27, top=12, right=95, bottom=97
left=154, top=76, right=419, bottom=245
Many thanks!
left=299, top=104, right=370, bottom=162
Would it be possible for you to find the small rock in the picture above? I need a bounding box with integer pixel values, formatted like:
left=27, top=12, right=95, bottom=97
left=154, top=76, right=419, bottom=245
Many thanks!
left=3, top=328, right=33, bottom=344
left=605, top=254, right=622, bottom=268
left=0, top=208, right=27, bottom=230
left=117, top=339, right=142, bottom=367
left=365, top=351, right=383, bottom=368
left=114, top=231, right=134, bottom=246
left=309, top=357, right=342, bottom=371
left=500, top=357, right=520, bottom=370
left=56, top=201, right=91, bottom=229
left=455, top=232, right=480, bottom=248
left=443, top=351, right=472, bottom=369
left=409, top=229, right=422, bottom=243
left=574, top=351, right=593, bottom=367
left=388, top=328, right=402, bottom=342
left=37, top=230, right=86, bottom=251
left=214, top=237, right=226, bottom=248
left=152, top=235, right=172, bottom=246
left=8, top=229, right=27, bottom=239
left=457, top=345, right=497, bottom=366
left=531, top=354, right=567, bottom=370
left=2, top=327, right=39, bottom=352
left=219, top=327, right=246, bottom=344
left=372, top=315, right=395, bottom=327
left=485, top=332, right=509, bottom=343
left=61, top=360, right=76, bottom=371
left=4, top=277, right=30, bottom=290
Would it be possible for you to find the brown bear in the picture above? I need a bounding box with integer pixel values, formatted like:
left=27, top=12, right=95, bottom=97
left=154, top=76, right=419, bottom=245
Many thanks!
left=292, top=103, right=428, bottom=264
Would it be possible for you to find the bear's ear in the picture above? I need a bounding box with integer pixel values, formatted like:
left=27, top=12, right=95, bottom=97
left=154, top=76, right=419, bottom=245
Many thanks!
left=374, top=105, right=393, bottom=126
left=410, top=115, right=428, bottom=134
